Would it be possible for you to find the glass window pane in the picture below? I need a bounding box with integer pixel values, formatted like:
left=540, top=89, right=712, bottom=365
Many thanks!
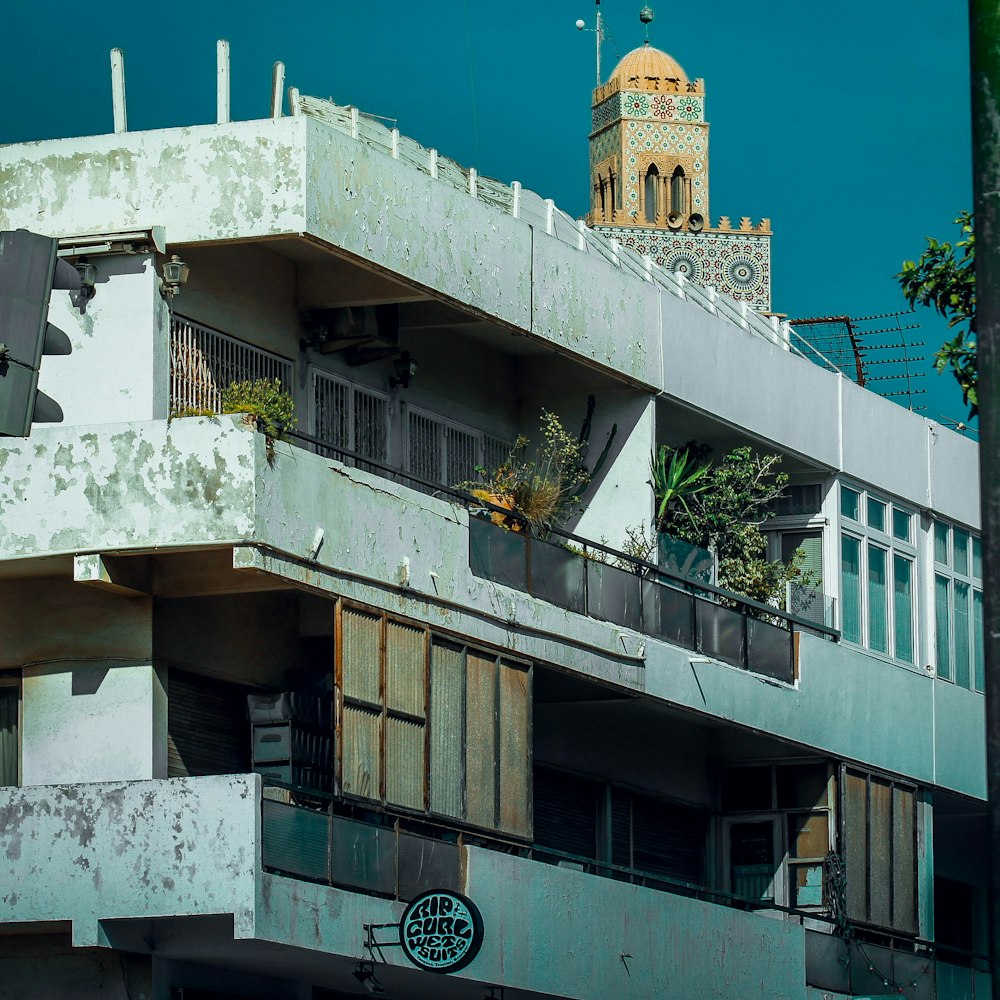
left=841, top=485, right=860, bottom=521
left=954, top=582, right=971, bottom=689
left=973, top=590, right=985, bottom=693
left=973, top=537, right=983, bottom=580
left=781, top=531, right=823, bottom=583
left=841, top=535, right=862, bottom=643
left=893, top=555, right=914, bottom=664
left=867, top=497, right=886, bottom=532
left=954, top=529, right=970, bottom=576
left=868, top=545, right=888, bottom=654
left=935, top=522, right=950, bottom=565
left=935, top=575, right=952, bottom=681
left=892, top=508, right=911, bottom=542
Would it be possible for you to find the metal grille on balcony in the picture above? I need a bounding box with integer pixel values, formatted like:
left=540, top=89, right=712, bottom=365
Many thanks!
left=312, top=369, right=388, bottom=471
left=406, top=406, right=513, bottom=490
left=169, top=315, right=293, bottom=413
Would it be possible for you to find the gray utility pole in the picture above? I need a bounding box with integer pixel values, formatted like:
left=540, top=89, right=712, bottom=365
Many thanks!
left=969, top=2, right=1000, bottom=996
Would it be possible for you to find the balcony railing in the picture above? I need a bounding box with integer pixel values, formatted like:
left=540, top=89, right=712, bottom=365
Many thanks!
left=170, top=315, right=293, bottom=413
left=280, top=427, right=838, bottom=685
left=260, top=782, right=988, bottom=1000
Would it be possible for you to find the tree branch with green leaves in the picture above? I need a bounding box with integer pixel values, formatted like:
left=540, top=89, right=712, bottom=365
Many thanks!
left=897, top=211, right=977, bottom=417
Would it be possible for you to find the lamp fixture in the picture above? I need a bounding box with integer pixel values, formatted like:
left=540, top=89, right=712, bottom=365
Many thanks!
left=160, top=254, right=190, bottom=300
left=74, top=257, right=98, bottom=300
left=352, top=961, right=387, bottom=995
left=389, top=350, right=417, bottom=389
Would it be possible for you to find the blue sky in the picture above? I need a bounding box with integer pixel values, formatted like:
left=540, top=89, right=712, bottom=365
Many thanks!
left=1, top=1, right=973, bottom=425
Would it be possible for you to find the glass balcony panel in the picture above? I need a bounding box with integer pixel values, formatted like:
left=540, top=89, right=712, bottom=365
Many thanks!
left=587, top=561, right=643, bottom=630
left=529, top=539, right=586, bottom=613
left=642, top=579, right=695, bottom=650
left=469, top=517, right=528, bottom=591
left=746, top=617, right=793, bottom=682
left=696, top=599, right=744, bottom=667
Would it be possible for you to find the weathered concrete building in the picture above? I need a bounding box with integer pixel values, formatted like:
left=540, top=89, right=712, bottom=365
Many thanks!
left=0, top=37, right=990, bottom=1000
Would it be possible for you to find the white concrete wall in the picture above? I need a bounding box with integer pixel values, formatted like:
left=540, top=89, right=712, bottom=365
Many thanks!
left=0, top=120, right=308, bottom=243
left=22, top=662, right=165, bottom=785
left=42, top=253, right=168, bottom=426
left=0, top=775, right=259, bottom=946
left=0, top=115, right=979, bottom=530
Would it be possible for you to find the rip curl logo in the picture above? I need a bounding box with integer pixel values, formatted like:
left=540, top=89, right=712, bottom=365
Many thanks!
left=399, top=890, right=484, bottom=973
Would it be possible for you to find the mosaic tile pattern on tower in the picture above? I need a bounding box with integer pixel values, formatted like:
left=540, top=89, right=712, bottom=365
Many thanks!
left=594, top=226, right=771, bottom=310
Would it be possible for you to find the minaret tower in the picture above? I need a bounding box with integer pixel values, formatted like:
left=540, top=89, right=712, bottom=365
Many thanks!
left=586, top=7, right=773, bottom=310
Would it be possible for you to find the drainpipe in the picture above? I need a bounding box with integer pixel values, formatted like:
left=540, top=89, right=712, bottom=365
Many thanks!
left=969, top=2, right=1000, bottom=994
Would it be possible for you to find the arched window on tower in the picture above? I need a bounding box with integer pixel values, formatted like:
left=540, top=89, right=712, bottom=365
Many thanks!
left=671, top=166, right=686, bottom=216
left=644, top=164, right=660, bottom=223
left=598, top=176, right=607, bottom=219
left=609, top=171, right=617, bottom=216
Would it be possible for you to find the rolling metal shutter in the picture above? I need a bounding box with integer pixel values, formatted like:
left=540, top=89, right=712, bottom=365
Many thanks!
left=167, top=668, right=251, bottom=778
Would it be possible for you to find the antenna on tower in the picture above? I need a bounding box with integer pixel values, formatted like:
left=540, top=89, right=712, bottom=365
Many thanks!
left=639, top=5, right=654, bottom=44
left=576, top=0, right=607, bottom=86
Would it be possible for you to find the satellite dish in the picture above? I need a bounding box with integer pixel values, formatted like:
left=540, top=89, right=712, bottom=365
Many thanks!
left=575, top=19, right=586, bottom=29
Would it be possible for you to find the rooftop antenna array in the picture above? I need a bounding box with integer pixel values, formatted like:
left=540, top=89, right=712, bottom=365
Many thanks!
left=788, top=310, right=927, bottom=412
left=576, top=1, right=606, bottom=86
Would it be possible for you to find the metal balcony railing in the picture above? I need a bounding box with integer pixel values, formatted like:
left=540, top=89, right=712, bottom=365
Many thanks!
left=259, top=782, right=988, bottom=1000
left=282, top=427, right=839, bottom=685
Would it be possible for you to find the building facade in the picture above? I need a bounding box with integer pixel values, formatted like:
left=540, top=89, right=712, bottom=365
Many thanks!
left=0, top=45, right=989, bottom=1000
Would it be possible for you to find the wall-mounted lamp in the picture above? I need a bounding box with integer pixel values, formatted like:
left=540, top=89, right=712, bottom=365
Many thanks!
left=389, top=350, right=417, bottom=389
left=160, top=254, right=190, bottom=300
left=352, top=961, right=387, bottom=995
left=74, top=257, right=98, bottom=300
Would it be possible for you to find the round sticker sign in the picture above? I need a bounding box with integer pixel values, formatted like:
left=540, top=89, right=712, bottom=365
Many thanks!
left=399, top=889, right=484, bottom=973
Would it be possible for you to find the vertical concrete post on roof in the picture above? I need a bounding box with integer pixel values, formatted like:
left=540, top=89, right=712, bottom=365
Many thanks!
left=577, top=219, right=588, bottom=251
left=545, top=199, right=555, bottom=236
left=391, top=128, right=400, bottom=159
left=511, top=181, right=522, bottom=219
left=350, top=106, right=359, bottom=139
left=217, top=40, right=231, bottom=124
left=429, top=149, right=439, bottom=179
left=270, top=61, right=285, bottom=118
left=288, top=87, right=300, bottom=116
left=110, top=49, right=127, bottom=134
left=469, top=167, right=478, bottom=199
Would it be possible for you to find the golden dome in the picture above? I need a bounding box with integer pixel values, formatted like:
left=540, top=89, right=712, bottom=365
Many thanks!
left=608, top=44, right=688, bottom=90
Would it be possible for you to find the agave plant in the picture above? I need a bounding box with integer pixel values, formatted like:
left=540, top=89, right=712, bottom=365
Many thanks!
left=650, top=444, right=711, bottom=532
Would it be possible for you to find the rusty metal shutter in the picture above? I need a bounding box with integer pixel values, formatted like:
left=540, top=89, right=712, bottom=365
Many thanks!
left=631, top=793, right=706, bottom=885
left=498, top=661, right=530, bottom=837
left=465, top=652, right=498, bottom=829
left=167, top=668, right=250, bottom=778
left=532, top=766, right=599, bottom=860
left=429, top=640, right=464, bottom=820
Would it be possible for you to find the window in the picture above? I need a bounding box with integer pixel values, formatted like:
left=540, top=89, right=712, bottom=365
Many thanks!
left=337, top=604, right=531, bottom=838
left=720, top=761, right=835, bottom=910
left=405, top=406, right=511, bottom=490
left=644, top=164, right=660, bottom=223
left=839, top=483, right=916, bottom=663
left=312, top=369, right=388, bottom=471
left=842, top=767, right=917, bottom=934
left=0, top=678, right=18, bottom=787
left=533, top=765, right=707, bottom=886
left=933, top=520, right=984, bottom=690
left=670, top=165, right=686, bottom=215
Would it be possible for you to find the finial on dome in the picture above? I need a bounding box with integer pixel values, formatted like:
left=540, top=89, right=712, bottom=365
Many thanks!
left=639, top=5, right=654, bottom=43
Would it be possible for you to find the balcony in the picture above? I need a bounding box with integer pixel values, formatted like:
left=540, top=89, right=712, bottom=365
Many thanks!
left=259, top=781, right=989, bottom=1000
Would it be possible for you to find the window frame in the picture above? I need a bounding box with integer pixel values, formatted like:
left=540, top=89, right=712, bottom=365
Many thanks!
left=718, top=760, right=836, bottom=913
left=838, top=482, right=918, bottom=665
left=932, top=519, right=984, bottom=691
